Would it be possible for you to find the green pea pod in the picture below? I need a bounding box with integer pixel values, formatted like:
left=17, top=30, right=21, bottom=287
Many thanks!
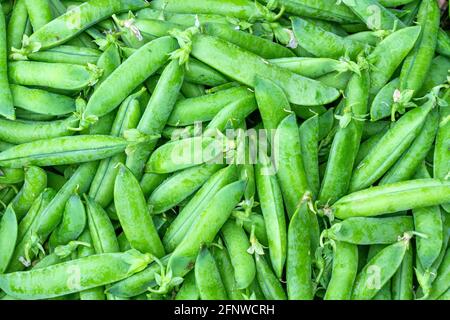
left=221, top=219, right=255, bottom=290
left=380, top=110, right=439, bottom=185
left=10, top=84, right=76, bottom=116
left=355, top=129, right=386, bottom=167
left=0, top=4, right=15, bottom=120
left=235, top=122, right=255, bottom=202
left=0, top=206, right=18, bottom=273
left=255, top=255, right=287, bottom=300
left=413, top=163, right=444, bottom=270
left=342, top=0, right=405, bottom=31
left=399, top=0, right=440, bottom=97
left=391, top=248, right=413, bottom=300
left=195, top=246, right=228, bottom=300
left=211, top=243, right=243, bottom=300
left=271, top=57, right=351, bottom=80
left=145, top=136, right=230, bottom=174
left=324, top=241, right=358, bottom=300
left=137, top=8, right=230, bottom=26
left=191, top=34, right=340, bottom=106
left=11, top=166, right=47, bottom=220
left=25, top=45, right=101, bottom=65
left=319, top=66, right=369, bottom=205
left=362, top=120, right=390, bottom=140
left=318, top=108, right=335, bottom=141
left=0, top=167, right=24, bottom=184
left=168, top=180, right=245, bottom=277
left=148, top=164, right=223, bottom=214
left=85, top=195, right=119, bottom=254
left=48, top=193, right=86, bottom=250
left=84, top=36, right=177, bottom=120
left=95, top=41, right=122, bottom=87
left=106, top=255, right=171, bottom=298
left=325, top=216, right=414, bottom=245
left=140, top=173, right=168, bottom=199
left=370, top=78, right=399, bottom=121
left=291, top=17, right=364, bottom=59
left=255, top=76, right=291, bottom=134
left=352, top=237, right=410, bottom=300
left=316, top=70, right=352, bottom=90
left=417, top=56, right=450, bottom=98
left=126, top=60, right=184, bottom=179
left=436, top=29, right=450, bottom=58
left=0, top=249, right=154, bottom=300
left=426, top=248, right=450, bottom=300
left=114, top=164, right=164, bottom=257
left=89, top=91, right=143, bottom=207
left=286, top=201, right=314, bottom=300
left=0, top=135, right=128, bottom=168
left=8, top=61, right=102, bottom=92
left=162, top=165, right=238, bottom=252
left=346, top=31, right=383, bottom=46
left=203, top=23, right=295, bottom=59
left=7, top=0, right=28, bottom=53
left=350, top=99, right=434, bottom=191
left=367, top=244, right=392, bottom=300
left=255, top=151, right=287, bottom=278
left=175, top=270, right=199, bottom=300
left=181, top=82, right=205, bottom=98
left=242, top=214, right=268, bottom=247
left=24, top=0, right=52, bottom=31
left=367, top=26, right=421, bottom=95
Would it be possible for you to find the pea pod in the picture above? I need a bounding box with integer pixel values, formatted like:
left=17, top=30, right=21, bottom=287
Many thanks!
left=242, top=214, right=269, bottom=248
left=195, top=246, right=228, bottom=300
left=436, top=29, right=450, bottom=58
left=0, top=249, right=154, bottom=300
left=0, top=167, right=24, bottom=184
left=191, top=33, right=340, bottom=106
left=95, top=37, right=122, bottom=87
left=417, top=56, right=450, bottom=98
left=0, top=135, right=129, bottom=168
left=0, top=206, right=18, bottom=273
left=352, top=237, right=410, bottom=300
left=367, top=244, right=392, bottom=300
left=426, top=248, right=450, bottom=300
left=175, top=270, right=199, bottom=300
left=332, top=179, right=450, bottom=219
left=113, top=164, right=164, bottom=258
left=139, top=173, right=168, bottom=199
left=6, top=0, right=28, bottom=53
left=24, top=0, right=52, bottom=31
left=324, top=241, right=358, bottom=300
left=325, top=216, right=414, bottom=245
left=211, top=243, right=242, bottom=300
left=148, top=164, right=223, bottom=214
left=255, top=255, right=287, bottom=300
left=370, top=78, right=400, bottom=121
left=26, top=45, right=101, bottom=65
left=391, top=248, right=413, bottom=300
left=0, top=4, right=15, bottom=120
left=11, top=166, right=47, bottom=220
left=168, top=180, right=245, bottom=277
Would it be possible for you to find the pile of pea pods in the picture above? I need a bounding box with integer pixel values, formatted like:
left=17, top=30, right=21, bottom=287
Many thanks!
left=0, top=0, right=449, bottom=301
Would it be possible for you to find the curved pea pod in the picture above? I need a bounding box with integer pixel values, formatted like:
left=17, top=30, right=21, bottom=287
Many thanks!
left=427, top=248, right=450, bottom=300
left=370, top=78, right=400, bottom=121
left=85, top=196, right=119, bottom=254
left=380, top=110, right=439, bottom=185
left=341, top=0, right=405, bottom=31
left=352, top=237, right=410, bottom=300
left=255, top=255, right=287, bottom=300
left=89, top=91, right=143, bottom=207
left=350, top=100, right=433, bottom=191
left=332, top=179, right=450, bottom=220
left=255, top=151, right=286, bottom=278
left=48, top=194, right=86, bottom=250
left=255, top=76, right=291, bottom=133
left=145, top=136, right=231, bottom=174
left=345, top=31, right=384, bottom=46
left=150, top=0, right=279, bottom=21
left=11, top=166, right=47, bottom=220
left=126, top=60, right=185, bottom=179
left=0, top=116, right=79, bottom=145
left=148, top=164, right=223, bottom=214
left=319, top=66, right=369, bottom=205
left=211, top=243, right=243, bottom=300
left=366, top=244, right=391, bottom=300
left=0, top=249, right=154, bottom=300
left=286, top=201, right=314, bottom=300
left=8, top=61, right=102, bottom=92
left=195, top=246, right=228, bottom=300
left=21, top=0, right=148, bottom=50
left=399, top=0, right=440, bottom=97
left=0, top=5, right=15, bottom=120
left=434, top=90, right=450, bottom=212
left=362, top=120, right=390, bottom=140
left=25, top=45, right=101, bottom=65
left=184, top=59, right=228, bottom=87
left=84, top=36, right=177, bottom=120
left=140, top=173, right=168, bottom=199
left=291, top=17, right=364, bottom=59
left=0, top=135, right=129, bottom=168
left=113, top=164, right=164, bottom=258
left=271, top=57, right=353, bottom=79
left=10, top=84, right=75, bottom=116
left=221, top=219, right=255, bottom=290
left=0, top=206, right=18, bottom=273
left=6, top=0, right=28, bottom=53
left=168, top=86, right=252, bottom=127
left=0, top=167, right=24, bottom=184
left=175, top=270, right=199, bottom=300
left=24, top=0, right=52, bottom=31
left=367, top=26, right=421, bottom=95
left=203, top=23, right=294, bottom=59
left=95, top=42, right=122, bottom=87
left=162, top=165, right=238, bottom=252
left=242, top=214, right=268, bottom=247
left=325, top=216, right=414, bottom=245
left=391, top=248, right=413, bottom=300
left=318, top=108, right=336, bottom=141
left=299, top=116, right=320, bottom=197
left=168, top=180, right=245, bottom=277
left=191, top=34, right=340, bottom=107
left=324, top=241, right=358, bottom=300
